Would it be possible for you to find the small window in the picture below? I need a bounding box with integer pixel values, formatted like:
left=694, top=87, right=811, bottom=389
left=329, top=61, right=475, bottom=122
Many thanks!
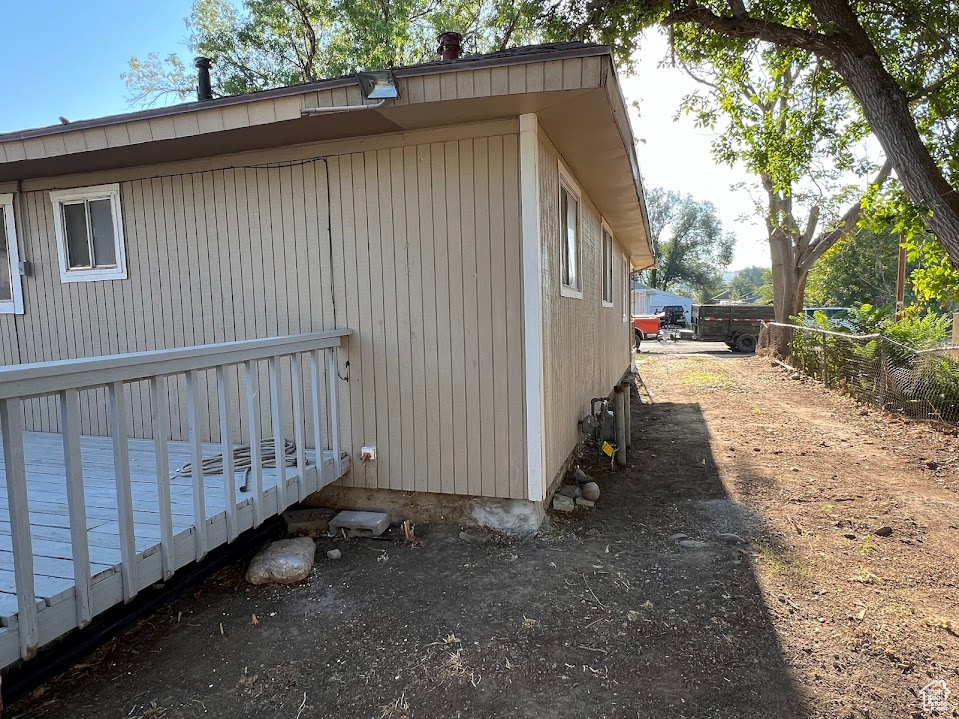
left=601, top=224, right=614, bottom=306
left=560, top=184, right=580, bottom=293
left=50, top=184, right=126, bottom=282
left=0, top=194, right=24, bottom=315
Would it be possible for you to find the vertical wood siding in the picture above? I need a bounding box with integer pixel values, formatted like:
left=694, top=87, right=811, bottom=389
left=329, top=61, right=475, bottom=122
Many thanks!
left=0, top=127, right=526, bottom=499
left=538, top=132, right=631, bottom=485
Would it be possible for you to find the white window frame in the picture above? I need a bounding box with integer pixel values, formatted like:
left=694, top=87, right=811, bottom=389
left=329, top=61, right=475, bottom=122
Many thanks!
left=0, top=193, right=24, bottom=315
left=601, top=219, right=614, bottom=307
left=558, top=162, right=582, bottom=299
left=50, top=183, right=127, bottom=283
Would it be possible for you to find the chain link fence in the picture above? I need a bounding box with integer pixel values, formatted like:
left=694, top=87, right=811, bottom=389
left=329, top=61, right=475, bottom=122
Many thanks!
left=758, top=322, right=959, bottom=424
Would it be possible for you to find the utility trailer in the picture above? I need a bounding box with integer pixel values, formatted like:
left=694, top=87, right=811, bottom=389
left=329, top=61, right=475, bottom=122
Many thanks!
left=691, top=304, right=776, bottom=353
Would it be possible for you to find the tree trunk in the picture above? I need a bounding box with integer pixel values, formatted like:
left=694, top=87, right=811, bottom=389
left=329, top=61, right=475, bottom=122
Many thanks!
left=769, top=229, right=809, bottom=356
left=809, top=0, right=959, bottom=265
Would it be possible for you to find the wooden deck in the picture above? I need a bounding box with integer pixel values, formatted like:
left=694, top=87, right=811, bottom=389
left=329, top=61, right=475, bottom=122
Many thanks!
left=0, top=430, right=348, bottom=668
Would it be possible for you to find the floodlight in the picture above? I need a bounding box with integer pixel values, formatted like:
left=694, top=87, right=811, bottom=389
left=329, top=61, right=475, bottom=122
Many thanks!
left=357, top=70, right=399, bottom=100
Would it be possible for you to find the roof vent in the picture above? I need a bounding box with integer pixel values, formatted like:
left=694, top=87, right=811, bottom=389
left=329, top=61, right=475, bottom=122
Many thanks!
left=194, top=56, right=213, bottom=101
left=437, top=32, right=463, bottom=61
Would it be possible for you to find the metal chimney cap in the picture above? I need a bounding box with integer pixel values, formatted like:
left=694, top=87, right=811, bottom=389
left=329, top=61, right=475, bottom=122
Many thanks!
left=194, top=56, right=212, bottom=69
left=436, top=32, right=463, bottom=61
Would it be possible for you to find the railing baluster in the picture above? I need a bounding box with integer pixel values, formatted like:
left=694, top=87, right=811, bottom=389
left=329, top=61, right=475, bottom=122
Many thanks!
left=290, top=354, right=308, bottom=500
left=0, top=398, right=39, bottom=659
left=327, top=348, right=342, bottom=478
left=216, top=365, right=238, bottom=542
left=108, top=382, right=137, bottom=603
left=150, top=377, right=174, bottom=580
left=60, top=389, right=92, bottom=627
left=245, top=360, right=264, bottom=527
left=268, top=356, right=288, bottom=512
left=185, top=371, right=208, bottom=561
left=309, top=350, right=325, bottom=486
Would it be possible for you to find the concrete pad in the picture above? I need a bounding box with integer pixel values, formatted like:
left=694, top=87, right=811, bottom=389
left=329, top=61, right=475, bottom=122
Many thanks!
left=329, top=510, right=390, bottom=537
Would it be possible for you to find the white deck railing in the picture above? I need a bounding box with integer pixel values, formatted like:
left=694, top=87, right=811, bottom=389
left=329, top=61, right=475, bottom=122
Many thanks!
left=0, top=329, right=350, bottom=660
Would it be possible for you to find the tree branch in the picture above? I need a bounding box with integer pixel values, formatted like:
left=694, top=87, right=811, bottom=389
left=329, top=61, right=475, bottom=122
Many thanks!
left=908, top=65, right=959, bottom=104
left=798, top=158, right=894, bottom=271
left=664, top=4, right=839, bottom=56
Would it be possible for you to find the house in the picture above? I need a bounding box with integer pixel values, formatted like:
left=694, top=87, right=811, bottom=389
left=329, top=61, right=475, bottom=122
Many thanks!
left=631, top=280, right=693, bottom=320
left=709, top=288, right=762, bottom=304
left=0, top=40, right=653, bottom=665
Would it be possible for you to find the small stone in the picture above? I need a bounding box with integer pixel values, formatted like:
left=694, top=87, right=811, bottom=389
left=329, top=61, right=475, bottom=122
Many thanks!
left=790, top=466, right=800, bottom=472
left=678, top=539, right=710, bottom=549
left=552, top=495, right=575, bottom=512
left=558, top=484, right=583, bottom=499
left=925, top=460, right=939, bottom=470
left=585, top=528, right=600, bottom=537
left=326, top=549, right=342, bottom=560
left=668, top=533, right=689, bottom=542
left=874, top=526, right=893, bottom=537
left=843, top=532, right=857, bottom=540
left=717, top=532, right=744, bottom=544
left=790, top=372, right=801, bottom=380
left=581, top=482, right=601, bottom=502
left=576, top=497, right=595, bottom=508
left=246, top=537, right=316, bottom=585
left=574, top=466, right=591, bottom=484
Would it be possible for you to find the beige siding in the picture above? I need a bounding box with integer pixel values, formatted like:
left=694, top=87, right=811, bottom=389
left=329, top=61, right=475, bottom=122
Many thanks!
left=0, top=124, right=527, bottom=500
left=538, top=131, right=631, bottom=485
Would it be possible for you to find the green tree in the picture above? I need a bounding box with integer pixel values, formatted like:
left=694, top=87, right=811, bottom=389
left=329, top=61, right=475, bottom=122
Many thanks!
left=125, top=0, right=535, bottom=105
left=727, top=265, right=768, bottom=301
left=539, top=0, right=959, bottom=269
left=643, top=187, right=734, bottom=298
left=805, top=230, right=915, bottom=309
left=677, top=39, right=891, bottom=322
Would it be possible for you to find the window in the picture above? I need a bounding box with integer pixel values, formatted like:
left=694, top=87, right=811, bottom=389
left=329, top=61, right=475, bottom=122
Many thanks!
left=0, top=194, right=23, bottom=315
left=558, top=163, right=581, bottom=298
left=50, top=184, right=126, bottom=282
left=601, top=223, right=614, bottom=306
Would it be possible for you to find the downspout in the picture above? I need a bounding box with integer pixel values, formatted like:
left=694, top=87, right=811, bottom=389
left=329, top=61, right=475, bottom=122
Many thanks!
left=301, top=99, right=388, bottom=114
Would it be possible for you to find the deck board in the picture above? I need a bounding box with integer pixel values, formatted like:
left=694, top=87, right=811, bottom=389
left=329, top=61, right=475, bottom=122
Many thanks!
left=0, top=430, right=348, bottom=667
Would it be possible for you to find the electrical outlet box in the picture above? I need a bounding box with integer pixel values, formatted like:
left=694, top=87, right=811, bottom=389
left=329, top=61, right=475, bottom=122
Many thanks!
left=360, top=445, right=376, bottom=461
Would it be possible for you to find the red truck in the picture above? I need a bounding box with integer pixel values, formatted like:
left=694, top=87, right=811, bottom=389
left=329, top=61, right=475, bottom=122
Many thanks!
left=632, top=315, right=661, bottom=346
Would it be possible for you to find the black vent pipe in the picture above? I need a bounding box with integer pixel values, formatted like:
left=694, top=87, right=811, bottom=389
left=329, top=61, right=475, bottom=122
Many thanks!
left=195, top=56, right=213, bottom=101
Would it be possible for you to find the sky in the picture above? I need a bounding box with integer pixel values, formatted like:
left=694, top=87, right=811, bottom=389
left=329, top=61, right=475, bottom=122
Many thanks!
left=1, top=3, right=769, bottom=271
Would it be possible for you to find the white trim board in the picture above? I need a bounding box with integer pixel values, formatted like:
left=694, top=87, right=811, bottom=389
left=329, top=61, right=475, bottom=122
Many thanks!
left=519, top=114, right=546, bottom=502
left=0, top=194, right=23, bottom=315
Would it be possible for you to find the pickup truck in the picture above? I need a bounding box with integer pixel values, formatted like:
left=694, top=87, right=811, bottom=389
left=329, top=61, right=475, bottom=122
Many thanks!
left=690, top=304, right=775, bottom=353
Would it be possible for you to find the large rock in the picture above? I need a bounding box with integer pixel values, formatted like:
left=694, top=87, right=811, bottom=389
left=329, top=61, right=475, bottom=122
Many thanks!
left=246, top=537, right=316, bottom=585
left=581, top=482, right=601, bottom=502
left=552, top=495, right=575, bottom=512
left=558, top=484, right=583, bottom=499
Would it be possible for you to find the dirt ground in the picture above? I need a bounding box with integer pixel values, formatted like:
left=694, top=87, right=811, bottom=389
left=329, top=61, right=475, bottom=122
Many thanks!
left=7, top=341, right=959, bottom=719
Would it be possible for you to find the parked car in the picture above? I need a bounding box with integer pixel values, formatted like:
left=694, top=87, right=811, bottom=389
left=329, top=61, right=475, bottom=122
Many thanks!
left=655, top=305, right=688, bottom=327
left=802, top=306, right=857, bottom=332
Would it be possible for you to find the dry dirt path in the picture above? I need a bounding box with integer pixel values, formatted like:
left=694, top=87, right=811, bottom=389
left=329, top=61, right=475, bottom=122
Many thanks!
left=6, top=348, right=959, bottom=719
left=636, top=346, right=959, bottom=718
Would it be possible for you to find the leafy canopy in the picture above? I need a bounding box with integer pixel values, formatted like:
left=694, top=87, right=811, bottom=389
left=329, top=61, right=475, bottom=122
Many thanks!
left=125, top=0, right=536, bottom=105
left=643, top=187, right=734, bottom=299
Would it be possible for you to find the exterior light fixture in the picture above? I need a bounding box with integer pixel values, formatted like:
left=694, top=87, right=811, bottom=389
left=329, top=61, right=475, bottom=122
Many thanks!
left=301, top=69, right=399, bottom=115
left=357, top=70, right=399, bottom=100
